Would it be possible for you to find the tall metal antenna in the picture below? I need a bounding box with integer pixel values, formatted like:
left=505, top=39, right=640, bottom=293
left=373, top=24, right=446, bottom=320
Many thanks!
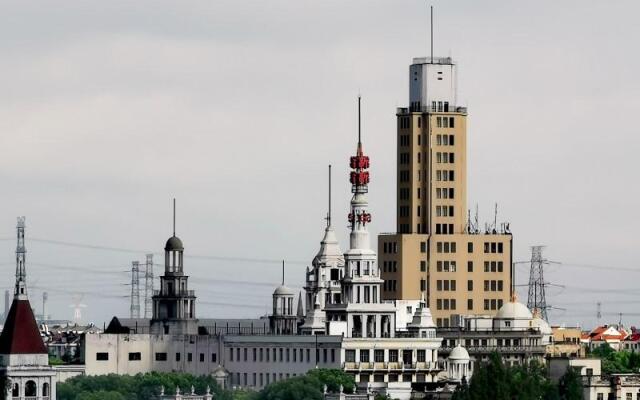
left=327, top=164, right=332, bottom=227
left=430, top=5, right=434, bottom=63
left=144, top=254, right=154, bottom=319
left=172, top=198, right=176, bottom=236
left=357, top=95, right=362, bottom=146
left=130, top=261, right=140, bottom=319
left=281, top=260, right=285, bottom=285
left=526, top=246, right=549, bottom=320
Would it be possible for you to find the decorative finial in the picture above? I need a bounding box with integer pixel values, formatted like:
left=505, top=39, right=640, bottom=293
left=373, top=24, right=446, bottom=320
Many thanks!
left=176, top=386, right=180, bottom=395
left=191, top=385, right=195, bottom=395
left=326, top=164, right=332, bottom=227
left=282, top=260, right=285, bottom=286
left=160, top=386, right=165, bottom=396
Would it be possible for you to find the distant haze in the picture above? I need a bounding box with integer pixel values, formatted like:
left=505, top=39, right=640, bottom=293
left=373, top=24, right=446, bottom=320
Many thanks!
left=1, top=1, right=638, bottom=329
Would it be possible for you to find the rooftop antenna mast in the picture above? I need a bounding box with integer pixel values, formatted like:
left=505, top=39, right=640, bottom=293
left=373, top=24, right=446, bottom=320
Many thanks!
left=172, top=198, right=176, bottom=236
left=326, top=165, right=332, bottom=227
left=358, top=95, right=362, bottom=147
left=430, top=5, right=434, bottom=63
left=281, top=260, right=285, bottom=286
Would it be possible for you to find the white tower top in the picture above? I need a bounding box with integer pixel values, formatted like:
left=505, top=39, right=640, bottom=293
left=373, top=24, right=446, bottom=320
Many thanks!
left=15, top=217, right=28, bottom=300
left=409, top=57, right=458, bottom=113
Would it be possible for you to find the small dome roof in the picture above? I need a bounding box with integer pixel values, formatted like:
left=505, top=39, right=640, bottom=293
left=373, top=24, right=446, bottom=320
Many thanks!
left=496, top=300, right=532, bottom=320
left=273, top=285, right=295, bottom=296
left=165, top=235, right=184, bottom=251
left=449, top=345, right=470, bottom=361
left=532, top=315, right=552, bottom=335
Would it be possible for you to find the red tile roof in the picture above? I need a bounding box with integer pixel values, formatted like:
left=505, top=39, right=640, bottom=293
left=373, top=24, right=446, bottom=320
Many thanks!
left=0, top=299, right=47, bottom=354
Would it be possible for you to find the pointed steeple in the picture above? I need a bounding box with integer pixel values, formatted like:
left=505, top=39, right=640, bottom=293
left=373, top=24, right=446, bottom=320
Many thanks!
left=15, top=217, right=28, bottom=299
left=296, top=292, right=304, bottom=318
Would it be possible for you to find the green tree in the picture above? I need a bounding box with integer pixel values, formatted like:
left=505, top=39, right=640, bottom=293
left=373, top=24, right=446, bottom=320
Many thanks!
left=258, top=369, right=355, bottom=400
left=558, top=367, right=584, bottom=400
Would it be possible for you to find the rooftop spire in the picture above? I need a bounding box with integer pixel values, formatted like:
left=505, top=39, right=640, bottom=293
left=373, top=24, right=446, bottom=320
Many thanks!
left=172, top=198, right=176, bottom=236
left=282, top=260, right=285, bottom=285
left=15, top=217, right=27, bottom=299
left=326, top=165, right=332, bottom=227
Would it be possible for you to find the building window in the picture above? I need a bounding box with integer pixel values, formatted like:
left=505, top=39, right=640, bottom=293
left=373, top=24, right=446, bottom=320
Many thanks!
left=155, top=352, right=167, bottom=361
left=244, top=348, right=248, bottom=361
left=420, top=261, right=426, bottom=272
left=212, top=353, right=217, bottom=362
left=374, top=350, right=384, bottom=362
left=467, top=261, right=473, bottom=272
left=187, top=353, right=193, bottom=362
left=176, top=352, right=181, bottom=362
left=467, top=280, right=473, bottom=291
left=96, top=352, right=109, bottom=361
left=360, top=350, right=370, bottom=362
left=253, top=348, right=257, bottom=362
left=417, top=350, right=426, bottom=362
left=467, top=299, right=473, bottom=310
left=389, top=350, right=398, bottom=362
left=128, top=352, right=141, bottom=361
left=420, top=279, right=426, bottom=291
left=420, top=242, right=427, bottom=253
left=346, top=350, right=356, bottom=362
left=467, top=242, right=473, bottom=253
left=199, top=353, right=204, bottom=362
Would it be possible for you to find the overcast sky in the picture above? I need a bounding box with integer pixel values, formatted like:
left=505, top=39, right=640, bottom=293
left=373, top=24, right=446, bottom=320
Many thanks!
left=1, top=0, right=639, bottom=329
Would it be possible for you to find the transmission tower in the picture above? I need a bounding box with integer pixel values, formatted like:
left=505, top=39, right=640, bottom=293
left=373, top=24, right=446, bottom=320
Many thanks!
left=526, top=245, right=549, bottom=320
left=144, top=254, right=154, bottom=319
left=130, top=261, right=141, bottom=319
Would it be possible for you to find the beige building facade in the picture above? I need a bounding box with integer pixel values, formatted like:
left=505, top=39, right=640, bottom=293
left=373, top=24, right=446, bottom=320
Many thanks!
left=379, top=57, right=512, bottom=326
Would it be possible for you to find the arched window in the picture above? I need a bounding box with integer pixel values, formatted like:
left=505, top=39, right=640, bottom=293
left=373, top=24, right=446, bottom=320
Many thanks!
left=43, top=382, right=50, bottom=397
left=12, top=383, right=19, bottom=397
left=25, top=380, right=37, bottom=397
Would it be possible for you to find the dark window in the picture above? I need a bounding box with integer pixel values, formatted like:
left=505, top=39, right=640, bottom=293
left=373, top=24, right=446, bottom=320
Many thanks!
left=96, top=352, right=109, bottom=361
left=360, top=350, right=370, bottom=362
left=389, top=350, right=398, bottom=362
left=467, top=299, right=473, bottom=310
left=420, top=242, right=427, bottom=253
left=449, top=117, right=455, bottom=128
left=467, top=280, right=473, bottom=291
left=211, top=353, right=217, bottom=362
left=128, top=352, right=141, bottom=361
left=155, top=352, right=167, bottom=361
left=467, top=261, right=473, bottom=272
left=187, top=353, right=193, bottom=362
left=374, top=350, right=384, bottom=362
left=420, top=279, right=426, bottom=291
left=200, top=353, right=205, bottom=362
left=420, top=261, right=426, bottom=272
left=176, top=352, right=181, bottom=362
left=346, top=350, right=356, bottom=362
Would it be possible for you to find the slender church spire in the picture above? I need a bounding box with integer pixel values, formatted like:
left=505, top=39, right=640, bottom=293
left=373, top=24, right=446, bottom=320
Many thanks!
left=348, top=96, right=372, bottom=250
left=15, top=217, right=27, bottom=299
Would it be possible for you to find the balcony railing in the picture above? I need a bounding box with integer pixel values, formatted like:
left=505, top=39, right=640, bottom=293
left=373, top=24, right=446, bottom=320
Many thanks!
left=342, top=361, right=445, bottom=371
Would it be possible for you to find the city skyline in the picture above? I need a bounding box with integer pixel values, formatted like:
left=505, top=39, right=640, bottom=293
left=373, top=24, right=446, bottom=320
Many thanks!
left=1, top=0, right=639, bottom=328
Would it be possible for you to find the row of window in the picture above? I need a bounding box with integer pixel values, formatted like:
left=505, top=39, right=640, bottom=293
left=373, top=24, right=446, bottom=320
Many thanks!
left=435, top=223, right=455, bottom=234
left=399, top=206, right=410, bottom=217
left=484, top=280, right=505, bottom=292
left=435, top=205, right=454, bottom=217
left=436, top=298, right=457, bottom=310
left=436, top=280, right=456, bottom=291
left=345, top=348, right=429, bottom=363
left=399, top=152, right=411, bottom=164
left=399, top=187, right=410, bottom=200
left=436, top=170, right=455, bottom=182
left=436, top=152, right=455, bottom=164
left=230, top=346, right=334, bottom=364
left=436, top=260, right=456, bottom=272
left=399, top=134, right=410, bottom=146
left=383, top=279, right=398, bottom=292
left=382, top=242, right=399, bottom=254
left=96, top=352, right=217, bottom=363
left=485, top=299, right=505, bottom=310
left=485, top=261, right=505, bottom=273
left=484, top=242, right=505, bottom=254
left=436, top=116, right=455, bottom=128
left=382, top=260, right=398, bottom=273
left=436, top=134, right=455, bottom=146
left=436, top=187, right=455, bottom=199
left=436, top=241, right=456, bottom=253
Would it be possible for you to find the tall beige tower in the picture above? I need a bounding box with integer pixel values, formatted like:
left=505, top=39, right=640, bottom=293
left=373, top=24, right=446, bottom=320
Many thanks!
left=379, top=57, right=513, bottom=327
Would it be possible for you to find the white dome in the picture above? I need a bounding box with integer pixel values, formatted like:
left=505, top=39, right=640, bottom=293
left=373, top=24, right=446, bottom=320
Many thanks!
left=273, top=285, right=295, bottom=296
left=532, top=316, right=552, bottom=335
left=449, top=345, right=470, bottom=361
left=495, top=301, right=532, bottom=319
